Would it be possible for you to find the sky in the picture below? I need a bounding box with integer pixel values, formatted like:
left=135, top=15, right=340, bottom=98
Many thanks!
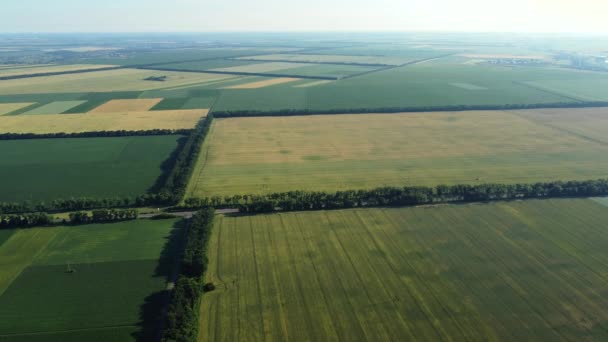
left=1, top=0, right=608, bottom=33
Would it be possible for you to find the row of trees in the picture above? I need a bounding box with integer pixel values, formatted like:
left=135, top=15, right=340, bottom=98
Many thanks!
left=162, top=208, right=215, bottom=342
left=0, top=208, right=138, bottom=229
left=181, top=179, right=608, bottom=213
left=68, top=209, right=138, bottom=224
left=0, top=212, right=53, bottom=228
left=0, top=129, right=190, bottom=141
left=154, top=114, right=214, bottom=204
left=211, top=101, right=608, bottom=118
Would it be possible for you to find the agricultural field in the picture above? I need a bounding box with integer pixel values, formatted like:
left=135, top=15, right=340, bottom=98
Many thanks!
left=0, top=68, right=234, bottom=94
left=0, top=102, right=34, bottom=115
left=0, top=218, right=184, bottom=341
left=211, top=63, right=608, bottom=112
left=0, top=109, right=207, bottom=133
left=223, top=77, right=301, bottom=89
left=20, top=100, right=87, bottom=115
left=0, top=135, right=182, bottom=202
left=199, top=198, right=608, bottom=341
left=515, top=107, right=608, bottom=144
left=236, top=53, right=423, bottom=65
left=186, top=110, right=608, bottom=197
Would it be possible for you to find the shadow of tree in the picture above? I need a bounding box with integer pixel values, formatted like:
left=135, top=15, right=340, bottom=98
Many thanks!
left=132, top=219, right=188, bottom=342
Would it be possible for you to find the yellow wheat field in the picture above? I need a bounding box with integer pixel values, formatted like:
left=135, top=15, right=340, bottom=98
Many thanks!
left=89, top=98, right=164, bottom=113
left=0, top=109, right=208, bottom=133
left=0, top=103, right=35, bottom=115
left=223, top=77, right=300, bottom=89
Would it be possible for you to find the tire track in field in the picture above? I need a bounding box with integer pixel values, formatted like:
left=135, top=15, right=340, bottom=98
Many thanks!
left=292, top=213, right=342, bottom=340
left=348, top=210, right=418, bottom=340
left=374, top=209, right=460, bottom=342
left=323, top=210, right=394, bottom=340
left=303, top=212, right=371, bottom=341
left=450, top=206, right=574, bottom=340
left=260, top=215, right=291, bottom=342
left=246, top=216, right=267, bottom=341
left=424, top=208, right=524, bottom=341
left=396, top=209, right=480, bottom=342
left=276, top=214, right=318, bottom=341
left=482, top=205, right=602, bottom=338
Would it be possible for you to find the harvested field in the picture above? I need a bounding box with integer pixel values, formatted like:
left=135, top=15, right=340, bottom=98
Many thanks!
left=223, top=77, right=301, bottom=89
left=211, top=62, right=304, bottom=73
left=89, top=98, right=163, bottom=113
left=0, top=69, right=233, bottom=94
left=22, top=100, right=87, bottom=115
left=0, top=109, right=207, bottom=133
left=0, top=102, right=35, bottom=115
left=199, top=198, right=608, bottom=341
left=293, top=80, right=333, bottom=88
left=187, top=111, right=608, bottom=197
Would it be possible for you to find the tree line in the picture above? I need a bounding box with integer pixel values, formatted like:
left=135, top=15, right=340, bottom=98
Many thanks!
left=211, top=101, right=608, bottom=118
left=0, top=208, right=138, bottom=229
left=180, top=179, right=608, bottom=213
left=162, top=208, right=215, bottom=342
left=154, top=114, right=214, bottom=204
left=0, top=129, right=190, bottom=141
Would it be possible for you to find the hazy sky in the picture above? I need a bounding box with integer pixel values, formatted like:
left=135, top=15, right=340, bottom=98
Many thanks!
left=2, top=0, right=608, bottom=33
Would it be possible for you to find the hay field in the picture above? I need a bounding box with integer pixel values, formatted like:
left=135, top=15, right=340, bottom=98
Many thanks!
left=0, top=109, right=207, bottom=133
left=211, top=62, right=304, bottom=73
left=89, top=98, right=163, bottom=113
left=0, top=64, right=115, bottom=77
left=0, top=68, right=233, bottom=94
left=223, top=77, right=301, bottom=89
left=238, top=53, right=413, bottom=65
left=199, top=199, right=608, bottom=341
left=0, top=219, right=183, bottom=341
left=187, top=111, right=608, bottom=197
left=0, top=136, right=182, bottom=202
left=0, top=102, right=34, bottom=115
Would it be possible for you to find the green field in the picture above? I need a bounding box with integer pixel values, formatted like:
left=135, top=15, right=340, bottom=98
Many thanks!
left=211, top=63, right=608, bottom=112
left=0, top=135, right=182, bottom=202
left=0, top=218, right=183, bottom=341
left=199, top=198, right=608, bottom=341
left=186, top=110, right=608, bottom=197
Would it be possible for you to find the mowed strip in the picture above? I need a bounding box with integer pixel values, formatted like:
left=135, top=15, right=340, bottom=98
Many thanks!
left=0, top=102, right=35, bottom=115
left=199, top=199, right=608, bottom=341
left=223, top=77, right=301, bottom=89
left=89, top=98, right=163, bottom=113
left=0, top=109, right=207, bottom=133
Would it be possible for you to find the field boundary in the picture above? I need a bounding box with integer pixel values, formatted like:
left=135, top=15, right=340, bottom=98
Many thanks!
left=137, top=66, right=338, bottom=80
left=0, top=66, right=123, bottom=80
left=211, top=101, right=608, bottom=118
left=0, top=129, right=190, bottom=140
